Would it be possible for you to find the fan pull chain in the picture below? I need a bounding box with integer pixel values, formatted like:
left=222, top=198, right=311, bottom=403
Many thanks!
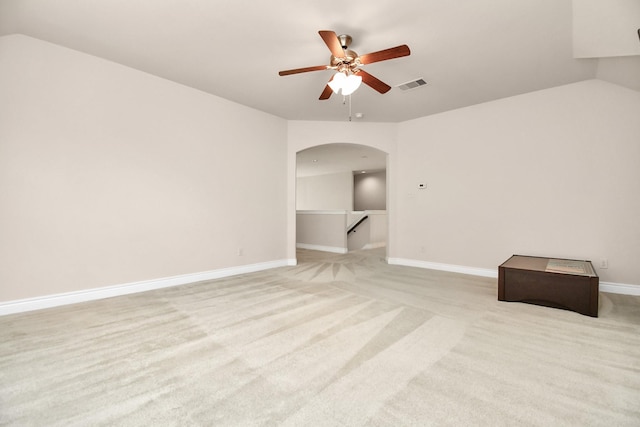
left=341, top=95, right=353, bottom=121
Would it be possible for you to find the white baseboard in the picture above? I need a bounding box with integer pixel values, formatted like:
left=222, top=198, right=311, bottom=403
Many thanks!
left=0, top=258, right=296, bottom=316
left=387, top=257, right=640, bottom=295
left=296, top=243, right=348, bottom=254
left=363, top=242, right=387, bottom=250
left=4, top=257, right=636, bottom=317
left=600, top=281, right=640, bottom=296
left=388, top=258, right=497, bottom=278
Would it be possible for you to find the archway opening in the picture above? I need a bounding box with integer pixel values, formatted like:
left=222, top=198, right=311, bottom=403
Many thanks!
left=295, top=143, right=388, bottom=256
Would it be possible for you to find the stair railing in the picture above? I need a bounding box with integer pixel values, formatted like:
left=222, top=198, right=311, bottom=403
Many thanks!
left=347, top=215, right=369, bottom=235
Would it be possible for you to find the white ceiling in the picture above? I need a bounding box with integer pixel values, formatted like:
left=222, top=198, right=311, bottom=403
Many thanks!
left=0, top=0, right=613, bottom=123
left=297, top=144, right=387, bottom=178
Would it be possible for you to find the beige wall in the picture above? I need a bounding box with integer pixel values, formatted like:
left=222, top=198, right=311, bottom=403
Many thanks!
left=354, top=171, right=386, bottom=211
left=0, top=35, right=288, bottom=302
left=296, top=212, right=347, bottom=253
left=347, top=211, right=387, bottom=251
left=395, top=79, right=640, bottom=285
left=296, top=172, right=353, bottom=210
left=596, top=56, right=640, bottom=92
left=572, top=0, right=640, bottom=58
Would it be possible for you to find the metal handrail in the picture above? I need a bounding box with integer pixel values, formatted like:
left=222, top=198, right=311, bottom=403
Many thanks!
left=347, top=215, right=368, bottom=235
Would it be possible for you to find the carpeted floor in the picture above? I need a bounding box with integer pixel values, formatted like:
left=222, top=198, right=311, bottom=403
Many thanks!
left=1, top=248, right=639, bottom=426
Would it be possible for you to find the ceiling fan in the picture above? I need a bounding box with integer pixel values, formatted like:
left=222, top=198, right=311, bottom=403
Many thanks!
left=278, top=30, right=410, bottom=100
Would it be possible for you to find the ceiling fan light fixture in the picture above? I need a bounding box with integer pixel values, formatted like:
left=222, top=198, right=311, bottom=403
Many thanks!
left=328, top=71, right=346, bottom=94
left=341, top=74, right=362, bottom=95
left=328, top=71, right=362, bottom=95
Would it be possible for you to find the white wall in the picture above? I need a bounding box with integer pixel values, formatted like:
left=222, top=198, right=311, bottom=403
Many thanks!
left=354, top=171, right=386, bottom=211
left=395, top=79, right=640, bottom=286
left=596, top=56, right=640, bottom=92
left=347, top=211, right=387, bottom=251
left=296, top=172, right=353, bottom=210
left=297, top=211, right=347, bottom=253
left=368, top=211, right=388, bottom=248
left=0, top=35, right=288, bottom=302
left=572, top=0, right=640, bottom=58
left=347, top=218, right=370, bottom=252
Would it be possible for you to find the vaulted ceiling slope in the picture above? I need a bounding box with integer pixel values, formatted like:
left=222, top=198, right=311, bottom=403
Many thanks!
left=0, top=0, right=637, bottom=122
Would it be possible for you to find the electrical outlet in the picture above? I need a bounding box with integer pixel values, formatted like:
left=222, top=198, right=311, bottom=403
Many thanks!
left=237, top=248, right=243, bottom=256
left=600, top=258, right=608, bottom=269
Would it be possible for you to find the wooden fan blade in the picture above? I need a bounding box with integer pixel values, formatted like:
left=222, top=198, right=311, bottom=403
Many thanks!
left=279, top=65, right=329, bottom=76
left=358, top=45, right=410, bottom=65
left=319, top=30, right=345, bottom=58
left=319, top=85, right=333, bottom=100
left=319, top=74, right=336, bottom=100
left=358, top=70, right=392, bottom=94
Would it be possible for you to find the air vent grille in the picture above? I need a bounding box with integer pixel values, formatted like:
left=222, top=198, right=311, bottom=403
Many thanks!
left=397, top=78, right=427, bottom=91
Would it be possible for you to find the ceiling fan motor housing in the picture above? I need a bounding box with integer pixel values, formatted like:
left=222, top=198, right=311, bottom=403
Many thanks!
left=337, top=34, right=352, bottom=49
left=330, top=49, right=360, bottom=72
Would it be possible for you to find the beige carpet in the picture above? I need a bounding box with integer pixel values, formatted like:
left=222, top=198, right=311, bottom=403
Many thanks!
left=1, top=248, right=639, bottom=426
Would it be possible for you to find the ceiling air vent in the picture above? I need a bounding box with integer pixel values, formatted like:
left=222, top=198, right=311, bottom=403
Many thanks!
left=397, top=78, right=427, bottom=91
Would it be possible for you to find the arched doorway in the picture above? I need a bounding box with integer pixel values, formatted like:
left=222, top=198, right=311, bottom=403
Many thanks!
left=285, top=121, right=397, bottom=266
left=294, top=143, right=389, bottom=258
